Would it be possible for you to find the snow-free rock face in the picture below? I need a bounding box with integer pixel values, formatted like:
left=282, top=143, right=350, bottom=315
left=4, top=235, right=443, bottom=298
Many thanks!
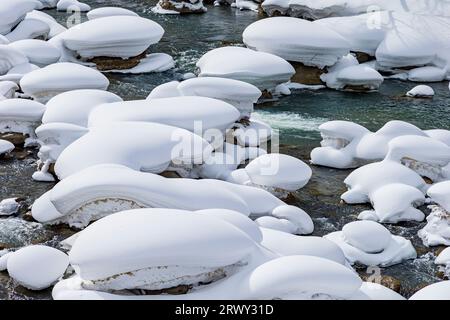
left=243, top=17, right=350, bottom=68
left=87, top=7, right=138, bottom=20
left=54, top=122, right=213, bottom=180
left=9, top=39, right=61, bottom=67
left=69, top=209, right=256, bottom=290
left=325, top=221, right=417, bottom=266
left=427, top=181, right=450, bottom=213
left=409, top=281, right=450, bottom=300
left=20, top=63, right=109, bottom=103
left=0, top=98, right=46, bottom=144
left=406, top=85, right=435, bottom=98
left=153, top=0, right=207, bottom=14
left=0, top=81, right=18, bottom=99
left=197, top=46, right=295, bottom=91
left=31, top=163, right=308, bottom=229
left=148, top=78, right=262, bottom=119
left=408, top=66, right=447, bottom=82
left=7, top=245, right=69, bottom=290
left=0, top=0, right=38, bottom=36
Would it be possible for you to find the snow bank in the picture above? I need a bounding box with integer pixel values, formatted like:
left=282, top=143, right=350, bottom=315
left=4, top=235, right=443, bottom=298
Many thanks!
left=325, top=221, right=417, bottom=266
left=54, top=122, right=213, bottom=180
left=243, top=17, right=350, bottom=68
left=20, top=63, right=109, bottom=103
left=7, top=245, right=68, bottom=290
left=4, top=17, right=49, bottom=42
left=9, top=39, right=61, bottom=67
left=32, top=163, right=289, bottom=228
left=197, top=46, right=295, bottom=91
left=0, top=0, right=38, bottom=36
left=87, top=7, right=138, bottom=20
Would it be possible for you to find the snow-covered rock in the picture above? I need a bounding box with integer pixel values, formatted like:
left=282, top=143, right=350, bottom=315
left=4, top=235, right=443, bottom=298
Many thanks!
left=7, top=245, right=69, bottom=290
left=243, top=17, right=350, bottom=68
left=4, top=17, right=50, bottom=42
left=148, top=78, right=262, bottom=119
left=20, top=63, right=109, bottom=103
left=0, top=198, right=20, bottom=216
left=0, top=98, right=46, bottom=143
left=0, top=45, right=29, bottom=75
left=0, top=81, right=18, bottom=99
left=0, top=0, right=38, bottom=36
left=87, top=7, right=138, bottom=20
left=406, top=85, right=435, bottom=98
left=408, top=66, right=447, bottom=82
left=31, top=163, right=292, bottom=228
left=325, top=221, right=417, bottom=266
left=57, top=0, right=91, bottom=12
left=409, top=281, right=450, bottom=300
left=26, top=10, right=67, bottom=38
left=0, top=62, right=39, bottom=83
left=9, top=39, right=61, bottom=67
left=54, top=122, right=213, bottom=180
left=197, top=46, right=295, bottom=91
left=0, top=140, right=14, bottom=155
left=435, top=248, right=450, bottom=279
left=351, top=282, right=405, bottom=300
left=152, top=0, right=207, bottom=14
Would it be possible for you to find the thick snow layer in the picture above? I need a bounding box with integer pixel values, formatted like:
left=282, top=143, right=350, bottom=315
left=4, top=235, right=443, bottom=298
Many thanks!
left=325, top=221, right=417, bottom=266
left=351, top=282, right=405, bottom=300
left=9, top=40, right=61, bottom=67
left=0, top=45, right=29, bottom=75
left=69, top=209, right=256, bottom=281
left=409, top=281, right=450, bottom=300
left=341, top=161, right=426, bottom=204
left=426, top=129, right=450, bottom=147
left=147, top=78, right=261, bottom=119
left=20, top=63, right=109, bottom=103
left=87, top=7, right=138, bottom=20
left=32, top=163, right=287, bottom=228
left=0, top=251, right=12, bottom=271
left=0, top=198, right=19, bottom=216
left=54, top=122, right=212, bottom=180
left=197, top=46, right=295, bottom=91
left=256, top=216, right=299, bottom=234
left=26, top=10, right=67, bottom=38
left=7, top=245, right=69, bottom=290
left=0, top=140, right=14, bottom=155
left=408, top=66, right=447, bottom=82
left=0, top=81, right=18, bottom=99
left=0, top=0, right=38, bottom=36
left=320, top=54, right=383, bottom=90
left=232, top=119, right=273, bottom=147
left=418, top=205, right=450, bottom=247
left=260, top=228, right=346, bottom=265
left=101, top=53, right=174, bottom=74
left=0, top=98, right=45, bottom=138
left=406, top=85, right=435, bottom=98
left=263, top=0, right=450, bottom=19
left=243, top=17, right=350, bottom=68
left=88, top=96, right=241, bottom=135
left=436, top=247, right=450, bottom=266
left=358, top=183, right=425, bottom=223
left=428, top=181, right=450, bottom=212
left=0, top=62, right=39, bottom=83
left=51, top=16, right=164, bottom=60
left=236, top=0, right=259, bottom=11
left=4, top=17, right=49, bottom=42
left=42, top=90, right=123, bottom=127
left=57, top=0, right=91, bottom=12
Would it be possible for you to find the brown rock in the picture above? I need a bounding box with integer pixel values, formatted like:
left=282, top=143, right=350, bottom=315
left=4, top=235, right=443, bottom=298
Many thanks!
left=361, top=275, right=402, bottom=293
left=0, top=133, right=27, bottom=146
left=353, top=52, right=374, bottom=63
left=289, top=61, right=324, bottom=85
left=89, top=52, right=147, bottom=71
left=159, top=0, right=206, bottom=14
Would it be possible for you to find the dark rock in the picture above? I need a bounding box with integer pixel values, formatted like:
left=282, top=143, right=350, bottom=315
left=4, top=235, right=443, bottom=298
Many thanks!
left=361, top=274, right=402, bottom=293
left=353, top=52, right=374, bottom=63
left=89, top=52, right=147, bottom=71
left=159, top=0, right=206, bottom=14
left=289, top=61, right=324, bottom=85
left=0, top=133, right=27, bottom=146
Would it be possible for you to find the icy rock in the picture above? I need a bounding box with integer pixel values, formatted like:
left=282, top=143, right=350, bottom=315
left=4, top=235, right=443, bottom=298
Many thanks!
left=20, top=62, right=109, bottom=103
left=54, top=122, right=213, bottom=180
left=57, top=0, right=91, bottom=12
left=7, top=245, right=69, bottom=290
left=153, top=0, right=207, bottom=14
left=260, top=227, right=345, bottom=265
left=0, top=140, right=14, bottom=155
left=0, top=0, right=38, bottom=36
left=0, top=218, right=53, bottom=249
left=243, top=153, right=312, bottom=193
left=0, top=198, right=20, bottom=216
left=9, top=39, right=60, bottom=67
left=69, top=209, right=256, bottom=290
left=408, top=66, right=447, bottom=82
left=31, top=163, right=287, bottom=228
left=4, top=18, right=49, bottom=42
left=0, top=98, right=46, bottom=140
left=197, top=46, right=295, bottom=91
left=325, top=221, right=417, bottom=266
left=409, top=281, right=450, bottom=300
left=243, top=17, right=350, bottom=68
left=406, top=85, right=435, bottom=98
left=358, top=183, right=425, bottom=223
left=87, top=7, right=139, bottom=20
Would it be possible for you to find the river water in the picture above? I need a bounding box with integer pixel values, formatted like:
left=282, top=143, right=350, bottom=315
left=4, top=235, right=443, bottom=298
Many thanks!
left=0, top=0, right=449, bottom=299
